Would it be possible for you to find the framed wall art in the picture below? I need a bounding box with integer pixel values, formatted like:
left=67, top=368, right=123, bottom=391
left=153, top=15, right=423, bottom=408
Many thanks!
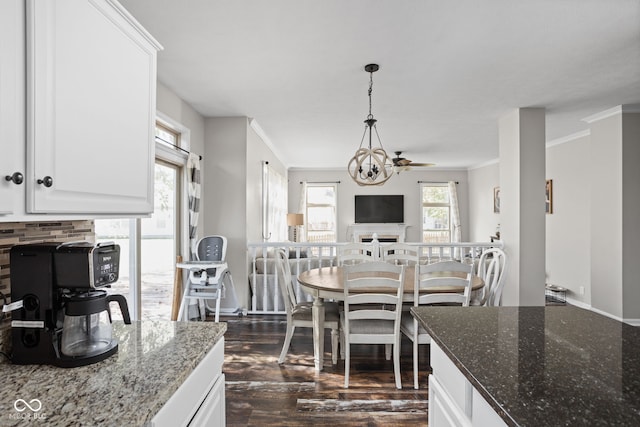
left=545, top=179, right=553, bottom=214
left=493, top=186, right=501, bottom=214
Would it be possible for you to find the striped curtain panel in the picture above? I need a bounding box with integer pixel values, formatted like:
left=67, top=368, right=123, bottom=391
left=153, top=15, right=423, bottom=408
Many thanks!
left=187, top=153, right=201, bottom=260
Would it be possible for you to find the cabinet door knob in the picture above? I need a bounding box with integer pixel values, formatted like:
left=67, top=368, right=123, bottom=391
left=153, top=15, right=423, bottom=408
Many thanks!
left=37, top=176, right=53, bottom=187
left=5, top=172, right=24, bottom=185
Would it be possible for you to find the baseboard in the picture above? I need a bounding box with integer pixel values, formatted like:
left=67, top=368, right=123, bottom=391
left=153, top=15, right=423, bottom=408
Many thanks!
left=565, top=297, right=590, bottom=310
left=544, top=297, right=640, bottom=326
left=587, top=305, right=640, bottom=325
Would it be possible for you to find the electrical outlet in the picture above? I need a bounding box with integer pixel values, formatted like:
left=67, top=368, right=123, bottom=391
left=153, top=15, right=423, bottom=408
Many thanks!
left=579, top=286, right=585, bottom=295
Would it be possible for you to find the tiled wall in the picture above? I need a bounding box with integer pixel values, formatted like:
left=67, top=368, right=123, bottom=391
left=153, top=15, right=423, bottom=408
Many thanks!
left=0, top=221, right=95, bottom=354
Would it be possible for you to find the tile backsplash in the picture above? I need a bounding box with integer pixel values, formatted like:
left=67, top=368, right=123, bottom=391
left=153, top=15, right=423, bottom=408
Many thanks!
left=0, top=221, right=95, bottom=355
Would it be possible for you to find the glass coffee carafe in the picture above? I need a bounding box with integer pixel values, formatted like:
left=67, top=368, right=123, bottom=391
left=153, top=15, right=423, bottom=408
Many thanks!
left=60, top=290, right=131, bottom=357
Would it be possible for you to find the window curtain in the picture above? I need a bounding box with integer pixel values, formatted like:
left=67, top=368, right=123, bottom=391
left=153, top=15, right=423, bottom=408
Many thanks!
left=448, top=181, right=461, bottom=258
left=262, top=162, right=288, bottom=241
left=187, top=153, right=201, bottom=260
left=297, top=181, right=308, bottom=242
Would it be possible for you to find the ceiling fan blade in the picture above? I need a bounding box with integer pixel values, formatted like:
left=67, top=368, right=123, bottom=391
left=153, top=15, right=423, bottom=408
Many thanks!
left=408, top=162, right=435, bottom=167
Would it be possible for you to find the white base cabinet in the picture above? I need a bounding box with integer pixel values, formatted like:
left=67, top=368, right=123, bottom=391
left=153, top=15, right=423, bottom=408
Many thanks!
left=0, top=0, right=161, bottom=220
left=429, top=342, right=506, bottom=427
left=152, top=337, right=226, bottom=427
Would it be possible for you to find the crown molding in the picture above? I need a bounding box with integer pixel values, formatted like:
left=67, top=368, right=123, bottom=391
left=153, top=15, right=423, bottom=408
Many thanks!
left=581, top=104, right=640, bottom=124
left=467, top=158, right=499, bottom=171
left=546, top=129, right=590, bottom=148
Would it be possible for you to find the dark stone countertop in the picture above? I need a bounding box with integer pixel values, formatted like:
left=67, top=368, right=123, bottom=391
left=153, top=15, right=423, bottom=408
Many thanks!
left=0, top=320, right=226, bottom=426
left=411, top=305, right=640, bottom=426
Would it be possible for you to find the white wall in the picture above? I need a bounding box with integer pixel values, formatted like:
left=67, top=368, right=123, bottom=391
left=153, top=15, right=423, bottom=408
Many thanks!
left=467, top=161, right=500, bottom=242
left=589, top=114, right=623, bottom=317
left=622, top=113, right=640, bottom=319
left=246, top=124, right=287, bottom=244
left=288, top=168, right=469, bottom=243
left=470, top=133, right=593, bottom=307
left=546, top=135, right=590, bottom=304
left=204, top=117, right=248, bottom=310
left=202, top=117, right=286, bottom=311
left=156, top=82, right=206, bottom=243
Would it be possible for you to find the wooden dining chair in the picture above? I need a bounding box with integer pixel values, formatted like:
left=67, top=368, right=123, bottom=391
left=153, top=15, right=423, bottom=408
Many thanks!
left=400, top=260, right=473, bottom=389
left=341, top=261, right=406, bottom=389
left=381, top=243, right=420, bottom=266
left=275, top=249, right=340, bottom=365
left=471, top=248, right=507, bottom=306
left=338, top=242, right=375, bottom=265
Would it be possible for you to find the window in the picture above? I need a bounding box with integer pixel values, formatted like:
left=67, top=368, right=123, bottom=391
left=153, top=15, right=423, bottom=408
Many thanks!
left=96, top=120, right=187, bottom=321
left=155, top=122, right=180, bottom=148
left=305, top=184, right=337, bottom=242
left=421, top=183, right=451, bottom=243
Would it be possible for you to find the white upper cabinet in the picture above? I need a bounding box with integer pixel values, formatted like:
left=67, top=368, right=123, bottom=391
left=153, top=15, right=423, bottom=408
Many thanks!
left=26, top=0, right=162, bottom=214
left=0, top=0, right=25, bottom=215
left=0, top=0, right=162, bottom=219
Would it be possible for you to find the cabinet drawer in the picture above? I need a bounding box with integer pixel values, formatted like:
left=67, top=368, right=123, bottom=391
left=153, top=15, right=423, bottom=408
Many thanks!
left=152, top=337, right=225, bottom=427
left=431, top=341, right=471, bottom=414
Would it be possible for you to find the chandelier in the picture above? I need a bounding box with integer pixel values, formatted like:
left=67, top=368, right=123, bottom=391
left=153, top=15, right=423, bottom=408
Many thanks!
left=348, top=64, right=393, bottom=186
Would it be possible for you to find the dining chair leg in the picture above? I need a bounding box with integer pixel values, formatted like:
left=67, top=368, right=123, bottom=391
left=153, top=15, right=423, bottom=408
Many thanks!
left=331, top=328, right=339, bottom=365
left=394, top=341, right=402, bottom=390
left=413, top=338, right=419, bottom=389
left=278, top=322, right=295, bottom=364
left=385, top=343, right=391, bottom=360
left=344, top=343, right=350, bottom=388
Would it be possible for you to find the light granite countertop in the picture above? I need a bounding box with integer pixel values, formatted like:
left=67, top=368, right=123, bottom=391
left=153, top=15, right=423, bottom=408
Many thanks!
left=0, top=320, right=226, bottom=427
left=411, top=305, right=640, bottom=426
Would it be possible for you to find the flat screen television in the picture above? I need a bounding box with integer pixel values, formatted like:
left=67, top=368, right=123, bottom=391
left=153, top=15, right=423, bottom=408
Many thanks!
left=354, top=195, right=404, bottom=223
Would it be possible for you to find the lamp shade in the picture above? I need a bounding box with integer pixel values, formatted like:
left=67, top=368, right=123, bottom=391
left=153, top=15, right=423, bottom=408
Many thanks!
left=287, top=213, right=304, bottom=226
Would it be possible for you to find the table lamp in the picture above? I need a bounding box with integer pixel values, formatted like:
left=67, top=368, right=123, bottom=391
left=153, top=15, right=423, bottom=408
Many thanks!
left=287, top=213, right=304, bottom=242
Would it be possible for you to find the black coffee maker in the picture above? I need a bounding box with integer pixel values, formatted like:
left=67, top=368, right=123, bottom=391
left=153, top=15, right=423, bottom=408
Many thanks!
left=10, top=242, right=131, bottom=367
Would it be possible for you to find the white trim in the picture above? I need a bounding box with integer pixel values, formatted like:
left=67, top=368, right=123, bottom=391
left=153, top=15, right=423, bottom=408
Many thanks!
left=249, top=118, right=287, bottom=167
left=546, top=129, right=590, bottom=148
left=563, top=298, right=640, bottom=326
left=589, top=305, right=624, bottom=322
left=103, top=0, right=163, bottom=50
left=565, top=296, right=590, bottom=310
left=582, top=106, right=623, bottom=123
left=467, top=158, right=499, bottom=171
left=156, top=110, right=192, bottom=153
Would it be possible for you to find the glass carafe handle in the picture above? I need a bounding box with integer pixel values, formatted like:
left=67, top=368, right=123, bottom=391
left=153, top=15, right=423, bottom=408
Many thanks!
left=108, top=294, right=131, bottom=324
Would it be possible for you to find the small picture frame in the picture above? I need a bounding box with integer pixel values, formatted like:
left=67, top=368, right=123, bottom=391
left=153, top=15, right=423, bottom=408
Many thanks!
left=545, top=179, right=553, bottom=214
left=493, top=187, right=500, bottom=214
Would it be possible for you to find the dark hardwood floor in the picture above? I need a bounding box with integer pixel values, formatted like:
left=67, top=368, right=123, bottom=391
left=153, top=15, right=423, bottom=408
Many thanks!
left=220, top=314, right=431, bottom=426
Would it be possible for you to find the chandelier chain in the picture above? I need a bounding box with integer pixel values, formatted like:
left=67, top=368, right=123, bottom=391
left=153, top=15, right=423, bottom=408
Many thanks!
left=368, top=71, right=374, bottom=119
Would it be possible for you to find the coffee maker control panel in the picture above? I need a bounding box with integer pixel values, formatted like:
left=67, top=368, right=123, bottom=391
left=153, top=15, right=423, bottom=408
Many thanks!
left=55, top=242, right=120, bottom=288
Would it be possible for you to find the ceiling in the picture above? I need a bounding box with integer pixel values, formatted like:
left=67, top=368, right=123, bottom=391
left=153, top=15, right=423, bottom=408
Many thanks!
left=120, top=0, right=640, bottom=169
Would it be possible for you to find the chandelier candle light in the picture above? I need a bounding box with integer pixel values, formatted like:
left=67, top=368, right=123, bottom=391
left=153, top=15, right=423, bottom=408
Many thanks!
left=348, top=64, right=393, bottom=186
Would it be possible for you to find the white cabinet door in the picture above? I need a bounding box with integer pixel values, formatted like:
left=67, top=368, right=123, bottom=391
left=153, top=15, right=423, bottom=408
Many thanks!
left=189, top=373, right=226, bottom=427
left=26, top=0, right=160, bottom=214
left=0, top=0, right=25, bottom=215
left=152, top=338, right=225, bottom=427
left=429, top=375, right=471, bottom=427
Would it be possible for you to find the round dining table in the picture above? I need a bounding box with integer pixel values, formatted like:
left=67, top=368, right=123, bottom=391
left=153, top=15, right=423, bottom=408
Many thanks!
left=297, top=265, right=484, bottom=372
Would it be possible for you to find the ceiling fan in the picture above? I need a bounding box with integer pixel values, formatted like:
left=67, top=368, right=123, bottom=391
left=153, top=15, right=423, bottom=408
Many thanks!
left=391, top=151, right=435, bottom=173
